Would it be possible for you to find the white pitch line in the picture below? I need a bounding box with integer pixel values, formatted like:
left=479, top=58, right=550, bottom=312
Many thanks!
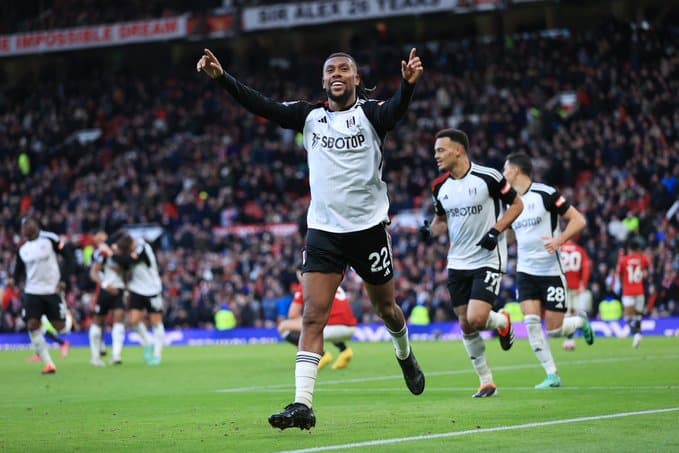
left=215, top=354, right=679, bottom=393
left=278, top=407, right=679, bottom=453
left=221, top=385, right=679, bottom=394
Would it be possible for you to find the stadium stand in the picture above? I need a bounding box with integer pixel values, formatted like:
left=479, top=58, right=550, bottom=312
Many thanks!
left=0, top=4, right=677, bottom=332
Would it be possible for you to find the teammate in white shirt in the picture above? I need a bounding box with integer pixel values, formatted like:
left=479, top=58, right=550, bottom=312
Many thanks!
left=198, top=47, right=425, bottom=430
left=503, top=152, right=594, bottom=389
left=88, top=231, right=127, bottom=366
left=13, top=217, right=73, bottom=375
left=116, top=233, right=165, bottom=366
left=421, top=129, right=523, bottom=398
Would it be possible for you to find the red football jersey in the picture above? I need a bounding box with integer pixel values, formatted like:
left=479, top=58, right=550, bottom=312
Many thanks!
left=560, top=241, right=592, bottom=290
left=292, top=287, right=358, bottom=327
left=617, top=252, right=651, bottom=296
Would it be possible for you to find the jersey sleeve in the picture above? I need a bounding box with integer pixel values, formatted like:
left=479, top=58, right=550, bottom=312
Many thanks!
left=13, top=251, right=25, bottom=285
left=131, top=242, right=152, bottom=267
left=216, top=73, right=313, bottom=132
left=545, top=189, right=571, bottom=215
left=360, top=80, right=415, bottom=137
left=292, top=290, right=303, bottom=306
left=488, top=173, right=518, bottom=205
left=431, top=172, right=450, bottom=217
left=40, top=231, right=63, bottom=253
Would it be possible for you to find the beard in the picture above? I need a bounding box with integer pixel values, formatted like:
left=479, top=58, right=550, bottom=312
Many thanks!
left=325, top=86, right=353, bottom=104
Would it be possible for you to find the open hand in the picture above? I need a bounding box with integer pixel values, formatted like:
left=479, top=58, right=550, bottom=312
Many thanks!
left=196, top=48, right=224, bottom=79
left=401, top=48, right=424, bottom=84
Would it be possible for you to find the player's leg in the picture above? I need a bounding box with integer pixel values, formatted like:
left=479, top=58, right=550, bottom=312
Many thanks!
left=30, top=314, right=67, bottom=361
left=551, top=305, right=594, bottom=345
left=25, top=295, right=57, bottom=374
left=525, top=299, right=561, bottom=389
left=469, top=268, right=513, bottom=351
left=89, top=292, right=108, bottom=366
left=89, top=314, right=106, bottom=367
left=625, top=296, right=644, bottom=348
left=269, top=270, right=338, bottom=430
left=517, top=274, right=560, bottom=388
left=128, top=293, right=153, bottom=360
left=353, top=224, right=424, bottom=394
left=148, top=296, right=165, bottom=366
left=460, top=301, right=497, bottom=397
left=40, top=314, right=65, bottom=346
left=562, top=289, right=579, bottom=350
left=110, top=305, right=126, bottom=364
left=450, top=270, right=493, bottom=396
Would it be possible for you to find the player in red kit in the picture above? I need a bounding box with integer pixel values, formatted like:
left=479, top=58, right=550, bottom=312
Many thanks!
left=560, top=239, right=593, bottom=350
left=278, top=267, right=358, bottom=370
left=616, top=236, right=651, bottom=348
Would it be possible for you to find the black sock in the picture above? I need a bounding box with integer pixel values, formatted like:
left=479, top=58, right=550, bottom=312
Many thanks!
left=334, top=342, right=346, bottom=352
left=44, top=331, right=64, bottom=345
left=632, top=318, right=642, bottom=334
left=284, top=331, right=300, bottom=346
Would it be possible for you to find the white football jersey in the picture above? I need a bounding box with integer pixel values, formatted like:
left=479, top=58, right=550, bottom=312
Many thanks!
left=432, top=163, right=517, bottom=272
left=512, top=182, right=571, bottom=276
left=92, top=248, right=125, bottom=289
left=216, top=73, right=415, bottom=233
left=127, top=240, right=162, bottom=296
left=15, top=231, right=62, bottom=295
left=302, top=102, right=389, bottom=232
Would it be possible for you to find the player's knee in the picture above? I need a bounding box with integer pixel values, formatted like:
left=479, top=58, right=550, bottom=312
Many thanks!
left=27, top=319, right=41, bottom=331
left=301, top=315, right=326, bottom=332
left=372, top=300, right=398, bottom=320
left=466, top=314, right=486, bottom=331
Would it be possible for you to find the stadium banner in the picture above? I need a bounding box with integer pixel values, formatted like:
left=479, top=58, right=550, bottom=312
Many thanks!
left=242, top=0, right=468, bottom=31
left=187, top=14, right=236, bottom=39
left=213, top=223, right=299, bottom=238
left=2, top=318, right=678, bottom=350
left=0, top=16, right=188, bottom=57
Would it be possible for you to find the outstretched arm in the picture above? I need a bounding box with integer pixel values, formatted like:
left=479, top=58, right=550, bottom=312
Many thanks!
left=197, top=48, right=309, bottom=131
left=364, top=48, right=424, bottom=133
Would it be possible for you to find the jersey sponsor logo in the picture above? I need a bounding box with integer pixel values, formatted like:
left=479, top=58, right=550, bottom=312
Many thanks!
left=513, top=216, right=542, bottom=229
left=444, top=204, right=483, bottom=217
left=555, top=195, right=566, bottom=207
left=318, top=116, right=327, bottom=123
left=311, top=132, right=366, bottom=150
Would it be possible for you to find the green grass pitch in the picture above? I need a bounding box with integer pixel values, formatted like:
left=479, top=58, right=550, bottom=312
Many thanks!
left=2, top=337, right=678, bottom=452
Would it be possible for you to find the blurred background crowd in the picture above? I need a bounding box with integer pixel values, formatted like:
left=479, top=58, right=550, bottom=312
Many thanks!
left=1, top=0, right=678, bottom=333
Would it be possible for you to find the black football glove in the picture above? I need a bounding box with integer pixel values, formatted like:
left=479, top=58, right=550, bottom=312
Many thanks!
left=476, top=228, right=500, bottom=251
left=419, top=220, right=432, bottom=243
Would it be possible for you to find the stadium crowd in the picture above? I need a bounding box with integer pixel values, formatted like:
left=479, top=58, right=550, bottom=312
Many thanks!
left=0, top=0, right=222, bottom=34
left=1, top=20, right=678, bottom=333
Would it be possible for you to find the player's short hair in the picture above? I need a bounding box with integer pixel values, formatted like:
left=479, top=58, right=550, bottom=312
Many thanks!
left=435, top=128, right=470, bottom=153
left=506, top=152, right=533, bottom=177
left=20, top=216, right=40, bottom=239
left=325, top=52, right=357, bottom=70
left=115, top=232, right=134, bottom=254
